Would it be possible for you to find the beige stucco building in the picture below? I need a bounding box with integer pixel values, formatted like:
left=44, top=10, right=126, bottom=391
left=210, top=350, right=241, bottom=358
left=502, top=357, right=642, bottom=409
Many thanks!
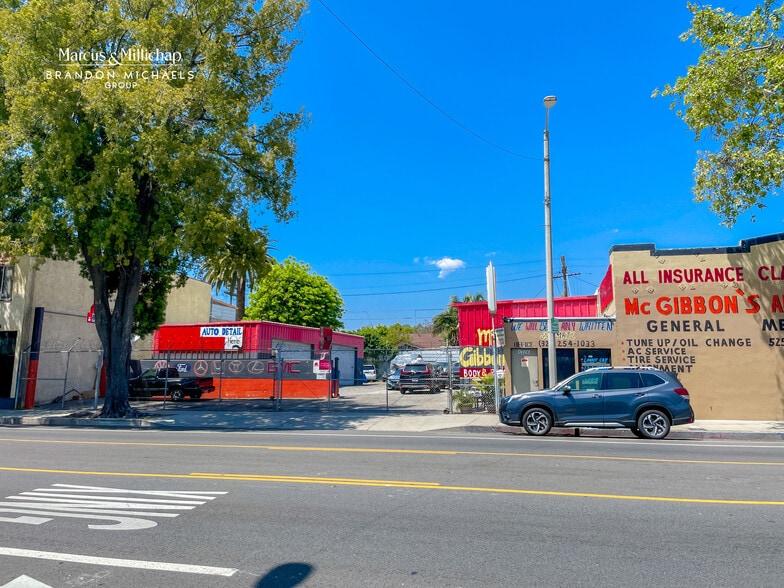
left=607, top=234, right=784, bottom=421
left=502, top=233, right=784, bottom=421
left=0, top=257, right=213, bottom=408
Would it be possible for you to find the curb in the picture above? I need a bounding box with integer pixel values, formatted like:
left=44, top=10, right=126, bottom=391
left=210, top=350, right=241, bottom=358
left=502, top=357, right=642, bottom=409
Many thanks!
left=491, top=425, right=784, bottom=441
left=1, top=415, right=783, bottom=440
left=0, top=416, right=152, bottom=428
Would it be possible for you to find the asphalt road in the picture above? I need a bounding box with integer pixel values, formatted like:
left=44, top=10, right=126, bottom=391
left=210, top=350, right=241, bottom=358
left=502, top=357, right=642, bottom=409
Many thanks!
left=1, top=427, right=783, bottom=587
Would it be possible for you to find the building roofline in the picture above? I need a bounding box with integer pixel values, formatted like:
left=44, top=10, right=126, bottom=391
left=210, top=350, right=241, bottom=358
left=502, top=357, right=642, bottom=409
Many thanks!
left=453, top=294, right=596, bottom=307
left=609, top=232, right=784, bottom=257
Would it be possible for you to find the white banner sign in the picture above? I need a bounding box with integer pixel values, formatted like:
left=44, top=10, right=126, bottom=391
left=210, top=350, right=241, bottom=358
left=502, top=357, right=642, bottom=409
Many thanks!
left=200, top=326, right=244, bottom=338
left=200, top=326, right=244, bottom=350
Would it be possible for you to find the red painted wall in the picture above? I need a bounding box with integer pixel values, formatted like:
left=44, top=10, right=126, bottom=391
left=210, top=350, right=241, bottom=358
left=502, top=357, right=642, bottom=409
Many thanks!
left=153, top=320, right=364, bottom=355
left=455, top=296, right=599, bottom=346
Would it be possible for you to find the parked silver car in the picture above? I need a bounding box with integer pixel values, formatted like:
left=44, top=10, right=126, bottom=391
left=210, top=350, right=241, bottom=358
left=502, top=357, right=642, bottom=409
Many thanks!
left=385, top=368, right=401, bottom=390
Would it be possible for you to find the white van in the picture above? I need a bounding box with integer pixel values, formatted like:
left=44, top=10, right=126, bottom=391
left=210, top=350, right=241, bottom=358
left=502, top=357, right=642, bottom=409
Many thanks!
left=362, top=365, right=377, bottom=381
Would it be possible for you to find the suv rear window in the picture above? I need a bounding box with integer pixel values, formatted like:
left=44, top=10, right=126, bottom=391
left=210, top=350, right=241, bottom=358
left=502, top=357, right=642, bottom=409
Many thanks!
left=640, top=373, right=666, bottom=387
left=403, top=364, right=430, bottom=373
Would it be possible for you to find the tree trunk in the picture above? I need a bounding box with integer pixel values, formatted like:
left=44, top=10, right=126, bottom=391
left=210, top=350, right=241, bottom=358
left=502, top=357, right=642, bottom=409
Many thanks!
left=87, top=253, right=145, bottom=418
left=235, top=276, right=246, bottom=321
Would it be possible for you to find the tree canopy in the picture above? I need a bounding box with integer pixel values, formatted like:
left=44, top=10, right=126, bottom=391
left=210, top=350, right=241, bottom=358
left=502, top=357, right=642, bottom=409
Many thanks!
left=245, top=257, right=344, bottom=329
left=351, top=323, right=414, bottom=366
left=431, top=293, right=485, bottom=346
left=655, top=1, right=784, bottom=226
left=199, top=213, right=276, bottom=321
left=0, top=0, right=307, bottom=416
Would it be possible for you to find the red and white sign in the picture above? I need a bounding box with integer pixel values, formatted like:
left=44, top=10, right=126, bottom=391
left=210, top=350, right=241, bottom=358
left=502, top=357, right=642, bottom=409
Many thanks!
left=313, top=359, right=331, bottom=373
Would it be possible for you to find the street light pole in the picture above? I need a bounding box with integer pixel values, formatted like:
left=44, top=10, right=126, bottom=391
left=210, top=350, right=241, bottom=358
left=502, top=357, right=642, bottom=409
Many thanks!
left=486, top=261, right=499, bottom=411
left=543, top=95, right=558, bottom=388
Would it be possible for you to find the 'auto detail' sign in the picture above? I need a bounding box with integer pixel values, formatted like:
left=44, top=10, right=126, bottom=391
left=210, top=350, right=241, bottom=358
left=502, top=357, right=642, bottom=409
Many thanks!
left=199, top=326, right=244, bottom=350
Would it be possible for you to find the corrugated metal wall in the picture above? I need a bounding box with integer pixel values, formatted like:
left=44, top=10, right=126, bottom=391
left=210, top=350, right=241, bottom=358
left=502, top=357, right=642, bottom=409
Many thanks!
left=456, top=296, right=599, bottom=346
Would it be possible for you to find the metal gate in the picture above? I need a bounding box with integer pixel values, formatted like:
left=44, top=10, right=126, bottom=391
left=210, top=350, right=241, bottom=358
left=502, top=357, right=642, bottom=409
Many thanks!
left=17, top=346, right=103, bottom=409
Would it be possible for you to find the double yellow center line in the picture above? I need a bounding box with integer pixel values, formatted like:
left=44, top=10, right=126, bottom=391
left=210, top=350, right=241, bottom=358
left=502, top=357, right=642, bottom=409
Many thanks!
left=2, top=438, right=784, bottom=505
left=0, top=465, right=782, bottom=506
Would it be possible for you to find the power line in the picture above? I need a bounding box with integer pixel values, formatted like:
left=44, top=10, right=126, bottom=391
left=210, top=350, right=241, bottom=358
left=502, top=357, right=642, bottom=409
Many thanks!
left=316, top=0, right=539, bottom=161
left=325, top=259, right=541, bottom=278
left=340, top=274, right=545, bottom=297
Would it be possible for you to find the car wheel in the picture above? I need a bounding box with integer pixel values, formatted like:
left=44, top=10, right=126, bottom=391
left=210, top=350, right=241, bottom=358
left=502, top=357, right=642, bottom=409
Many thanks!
left=636, top=409, right=671, bottom=439
left=400, top=389, right=406, bottom=395
left=522, top=407, right=552, bottom=436
left=169, top=387, right=184, bottom=402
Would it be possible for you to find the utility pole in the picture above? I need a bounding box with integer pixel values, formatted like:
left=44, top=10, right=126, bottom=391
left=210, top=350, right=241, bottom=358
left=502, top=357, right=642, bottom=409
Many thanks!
left=543, top=96, right=557, bottom=389
left=558, top=256, right=580, bottom=297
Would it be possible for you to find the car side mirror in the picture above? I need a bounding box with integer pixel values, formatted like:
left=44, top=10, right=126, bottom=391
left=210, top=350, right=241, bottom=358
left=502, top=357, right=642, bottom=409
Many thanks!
left=562, top=385, right=571, bottom=395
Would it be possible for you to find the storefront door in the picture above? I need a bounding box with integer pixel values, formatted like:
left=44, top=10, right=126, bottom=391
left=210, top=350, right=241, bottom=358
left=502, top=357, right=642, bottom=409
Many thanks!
left=510, top=348, right=538, bottom=394
left=0, top=331, right=17, bottom=407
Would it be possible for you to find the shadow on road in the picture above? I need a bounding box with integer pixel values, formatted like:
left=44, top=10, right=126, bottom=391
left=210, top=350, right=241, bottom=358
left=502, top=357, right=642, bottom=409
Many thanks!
left=256, top=562, right=313, bottom=587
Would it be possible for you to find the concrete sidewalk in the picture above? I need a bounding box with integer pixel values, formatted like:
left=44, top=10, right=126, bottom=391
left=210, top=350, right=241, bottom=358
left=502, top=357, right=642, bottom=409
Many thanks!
left=0, top=394, right=782, bottom=440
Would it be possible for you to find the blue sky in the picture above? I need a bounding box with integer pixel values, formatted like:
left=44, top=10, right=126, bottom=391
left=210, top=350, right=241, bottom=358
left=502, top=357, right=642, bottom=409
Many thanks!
left=256, top=0, right=782, bottom=331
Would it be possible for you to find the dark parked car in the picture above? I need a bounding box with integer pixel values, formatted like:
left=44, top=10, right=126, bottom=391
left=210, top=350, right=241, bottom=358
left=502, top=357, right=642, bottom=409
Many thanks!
left=399, top=362, right=444, bottom=394
left=129, top=367, right=215, bottom=401
left=499, top=367, right=694, bottom=439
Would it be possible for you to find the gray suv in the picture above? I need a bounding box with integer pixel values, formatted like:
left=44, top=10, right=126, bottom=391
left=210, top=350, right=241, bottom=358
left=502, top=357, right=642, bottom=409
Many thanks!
left=499, top=367, right=694, bottom=439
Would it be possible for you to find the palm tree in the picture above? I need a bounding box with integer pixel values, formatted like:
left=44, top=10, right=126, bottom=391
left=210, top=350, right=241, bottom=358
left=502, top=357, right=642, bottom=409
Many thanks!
left=200, top=215, right=275, bottom=321
left=432, top=293, right=485, bottom=346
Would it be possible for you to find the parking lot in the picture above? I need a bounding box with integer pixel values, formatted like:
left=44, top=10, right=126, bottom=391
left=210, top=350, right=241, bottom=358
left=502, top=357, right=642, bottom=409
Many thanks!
left=126, top=379, right=457, bottom=415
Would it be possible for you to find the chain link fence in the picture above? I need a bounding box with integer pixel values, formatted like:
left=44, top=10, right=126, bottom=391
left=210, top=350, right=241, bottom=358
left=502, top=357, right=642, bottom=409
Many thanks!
left=17, top=343, right=103, bottom=410
left=16, top=342, right=506, bottom=416
left=363, top=346, right=504, bottom=415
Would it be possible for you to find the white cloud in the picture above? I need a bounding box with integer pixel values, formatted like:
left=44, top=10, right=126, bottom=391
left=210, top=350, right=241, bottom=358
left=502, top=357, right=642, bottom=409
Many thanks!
left=428, top=257, right=466, bottom=279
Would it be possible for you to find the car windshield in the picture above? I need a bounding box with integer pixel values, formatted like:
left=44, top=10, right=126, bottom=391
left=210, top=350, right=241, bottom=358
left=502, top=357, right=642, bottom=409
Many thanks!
left=405, top=364, right=428, bottom=373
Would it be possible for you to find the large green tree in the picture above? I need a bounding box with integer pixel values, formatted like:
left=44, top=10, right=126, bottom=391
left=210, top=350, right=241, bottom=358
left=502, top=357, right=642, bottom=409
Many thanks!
left=432, top=293, right=485, bottom=346
left=245, top=257, right=344, bottom=329
left=199, top=213, right=276, bottom=321
left=655, top=1, right=784, bottom=226
left=0, top=0, right=306, bottom=416
left=351, top=323, right=414, bottom=366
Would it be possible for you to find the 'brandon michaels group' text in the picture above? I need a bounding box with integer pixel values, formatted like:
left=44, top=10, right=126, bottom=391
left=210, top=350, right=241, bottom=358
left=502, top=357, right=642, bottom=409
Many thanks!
left=44, top=69, right=197, bottom=81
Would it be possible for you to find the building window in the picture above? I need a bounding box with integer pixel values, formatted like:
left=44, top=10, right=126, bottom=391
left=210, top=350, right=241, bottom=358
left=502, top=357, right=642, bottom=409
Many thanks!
left=0, top=266, right=13, bottom=301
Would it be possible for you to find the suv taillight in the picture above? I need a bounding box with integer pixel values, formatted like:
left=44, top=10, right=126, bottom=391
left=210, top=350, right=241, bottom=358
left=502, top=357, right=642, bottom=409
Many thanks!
left=674, top=387, right=690, bottom=401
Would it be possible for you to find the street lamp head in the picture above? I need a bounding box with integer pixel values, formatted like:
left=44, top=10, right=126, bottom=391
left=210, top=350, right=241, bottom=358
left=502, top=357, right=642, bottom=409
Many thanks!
left=543, top=95, right=557, bottom=109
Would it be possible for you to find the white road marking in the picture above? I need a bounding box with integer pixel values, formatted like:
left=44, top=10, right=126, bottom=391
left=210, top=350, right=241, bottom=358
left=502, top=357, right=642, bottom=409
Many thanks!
left=8, top=497, right=198, bottom=510
left=17, top=491, right=209, bottom=504
left=0, top=484, right=227, bottom=530
left=42, top=485, right=227, bottom=500
left=0, top=508, right=162, bottom=530
left=0, top=547, right=237, bottom=576
left=1, top=575, right=52, bottom=587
